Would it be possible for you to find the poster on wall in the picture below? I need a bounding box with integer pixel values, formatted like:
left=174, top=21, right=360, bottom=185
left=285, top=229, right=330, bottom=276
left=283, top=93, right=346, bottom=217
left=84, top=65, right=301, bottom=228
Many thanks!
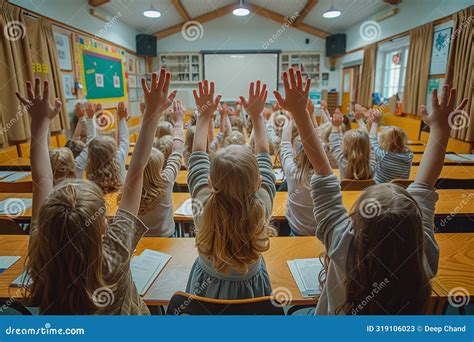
left=429, top=27, right=452, bottom=75
left=61, top=74, right=75, bottom=99
left=129, top=88, right=138, bottom=102
left=54, top=32, right=73, bottom=71
left=426, top=77, right=444, bottom=112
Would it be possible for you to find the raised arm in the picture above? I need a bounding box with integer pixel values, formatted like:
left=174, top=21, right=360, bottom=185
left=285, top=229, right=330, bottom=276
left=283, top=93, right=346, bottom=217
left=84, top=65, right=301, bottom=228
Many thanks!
left=72, top=103, right=85, bottom=139
left=369, top=108, right=382, bottom=136
left=416, top=86, right=468, bottom=187
left=192, top=80, right=221, bottom=152
left=239, top=80, right=269, bottom=154
left=116, top=101, right=130, bottom=178
left=319, top=99, right=331, bottom=123
left=16, top=79, right=62, bottom=222
left=119, top=69, right=176, bottom=215
left=273, top=69, right=332, bottom=176
left=354, top=104, right=369, bottom=133
left=172, top=100, right=185, bottom=152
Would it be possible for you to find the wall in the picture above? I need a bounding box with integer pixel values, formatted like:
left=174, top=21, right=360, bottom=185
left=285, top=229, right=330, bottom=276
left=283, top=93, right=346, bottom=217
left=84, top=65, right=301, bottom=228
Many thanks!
left=9, top=0, right=139, bottom=51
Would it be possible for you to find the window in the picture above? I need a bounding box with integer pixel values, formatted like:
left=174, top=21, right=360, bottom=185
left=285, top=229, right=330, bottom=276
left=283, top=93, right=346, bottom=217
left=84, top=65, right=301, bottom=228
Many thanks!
left=381, top=47, right=408, bottom=99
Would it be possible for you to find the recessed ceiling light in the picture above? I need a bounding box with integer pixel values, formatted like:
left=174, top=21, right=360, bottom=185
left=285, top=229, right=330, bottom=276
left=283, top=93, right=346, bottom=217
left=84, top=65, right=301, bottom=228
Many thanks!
left=143, top=4, right=161, bottom=18
left=323, top=5, right=341, bottom=18
left=233, top=0, right=250, bottom=16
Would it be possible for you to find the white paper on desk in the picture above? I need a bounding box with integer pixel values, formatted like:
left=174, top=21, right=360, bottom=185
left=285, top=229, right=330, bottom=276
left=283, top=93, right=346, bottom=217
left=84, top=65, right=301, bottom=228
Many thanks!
left=174, top=198, right=194, bottom=217
left=456, top=154, right=474, bottom=161
left=10, top=270, right=32, bottom=288
left=2, top=172, right=30, bottom=182
left=0, top=198, right=32, bottom=215
left=0, top=171, right=14, bottom=179
left=274, top=168, right=285, bottom=181
left=131, top=249, right=171, bottom=295
left=0, top=256, right=20, bottom=273
left=288, top=258, right=323, bottom=298
left=445, top=154, right=474, bottom=162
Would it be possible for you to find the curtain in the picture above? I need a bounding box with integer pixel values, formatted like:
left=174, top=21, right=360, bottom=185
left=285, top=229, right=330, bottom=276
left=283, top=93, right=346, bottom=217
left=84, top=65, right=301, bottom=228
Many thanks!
left=357, top=44, right=377, bottom=107
left=403, top=23, right=433, bottom=116
left=446, top=6, right=473, bottom=142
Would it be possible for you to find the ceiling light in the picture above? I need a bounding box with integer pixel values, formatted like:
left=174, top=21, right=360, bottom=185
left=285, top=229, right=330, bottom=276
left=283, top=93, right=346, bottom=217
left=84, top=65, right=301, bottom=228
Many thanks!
left=233, top=0, right=250, bottom=16
left=143, top=4, right=161, bottom=18
left=323, top=5, right=341, bottom=18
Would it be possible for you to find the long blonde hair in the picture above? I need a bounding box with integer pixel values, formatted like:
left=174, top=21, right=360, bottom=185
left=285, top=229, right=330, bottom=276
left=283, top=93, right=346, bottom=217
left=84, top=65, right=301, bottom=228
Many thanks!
left=86, top=136, right=122, bottom=194
left=293, top=137, right=313, bottom=187
left=196, top=145, right=276, bottom=274
left=154, top=135, right=173, bottom=161
left=224, top=130, right=246, bottom=146
left=343, top=130, right=372, bottom=180
left=379, top=127, right=408, bottom=153
left=49, top=148, right=76, bottom=186
left=139, top=148, right=167, bottom=215
left=25, top=180, right=112, bottom=314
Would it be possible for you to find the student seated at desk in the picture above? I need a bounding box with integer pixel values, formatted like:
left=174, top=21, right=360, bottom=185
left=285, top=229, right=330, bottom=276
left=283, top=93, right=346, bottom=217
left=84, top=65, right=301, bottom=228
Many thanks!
left=186, top=80, right=276, bottom=300
left=16, top=71, right=176, bottom=314
left=275, top=68, right=468, bottom=314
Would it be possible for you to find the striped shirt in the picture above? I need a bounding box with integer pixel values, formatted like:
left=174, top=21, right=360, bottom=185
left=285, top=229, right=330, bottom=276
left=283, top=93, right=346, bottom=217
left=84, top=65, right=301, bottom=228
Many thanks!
left=370, top=135, right=413, bottom=184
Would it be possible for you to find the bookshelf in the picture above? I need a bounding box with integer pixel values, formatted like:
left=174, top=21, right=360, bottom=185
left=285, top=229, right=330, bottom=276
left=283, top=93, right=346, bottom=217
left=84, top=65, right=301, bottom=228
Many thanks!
left=158, top=53, right=202, bottom=84
left=280, top=52, right=321, bottom=87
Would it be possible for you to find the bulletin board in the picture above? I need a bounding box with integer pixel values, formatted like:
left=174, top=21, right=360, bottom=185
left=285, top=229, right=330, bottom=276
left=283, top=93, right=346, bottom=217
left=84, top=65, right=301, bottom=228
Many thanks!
left=79, top=45, right=127, bottom=102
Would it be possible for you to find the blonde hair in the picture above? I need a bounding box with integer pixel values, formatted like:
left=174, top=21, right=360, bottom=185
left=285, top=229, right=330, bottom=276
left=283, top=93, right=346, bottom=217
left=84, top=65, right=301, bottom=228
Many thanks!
left=139, top=148, right=166, bottom=215
left=224, top=130, right=246, bottom=146
left=379, top=127, right=408, bottom=153
left=160, top=109, right=175, bottom=126
left=154, top=135, right=173, bottom=161
left=293, top=137, right=313, bottom=188
left=196, top=145, right=276, bottom=274
left=25, top=180, right=112, bottom=314
left=86, top=136, right=122, bottom=194
left=229, top=116, right=245, bottom=133
left=343, top=129, right=372, bottom=180
left=65, top=139, right=85, bottom=158
left=49, top=148, right=75, bottom=186
left=156, top=121, right=174, bottom=139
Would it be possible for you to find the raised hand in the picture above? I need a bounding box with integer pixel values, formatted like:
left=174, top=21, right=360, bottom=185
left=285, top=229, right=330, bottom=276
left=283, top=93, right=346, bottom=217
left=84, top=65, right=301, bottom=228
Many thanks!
left=85, top=102, right=97, bottom=119
left=172, top=100, right=185, bottom=124
left=307, top=99, right=315, bottom=116
left=273, top=68, right=311, bottom=118
left=16, top=78, right=61, bottom=122
left=239, top=80, right=268, bottom=120
left=421, top=85, right=468, bottom=133
left=142, top=68, right=177, bottom=117
left=117, top=101, right=128, bottom=120
left=369, top=108, right=382, bottom=124
left=193, top=80, right=221, bottom=119
left=74, top=103, right=85, bottom=118
left=331, top=108, right=344, bottom=127
left=354, top=103, right=365, bottom=121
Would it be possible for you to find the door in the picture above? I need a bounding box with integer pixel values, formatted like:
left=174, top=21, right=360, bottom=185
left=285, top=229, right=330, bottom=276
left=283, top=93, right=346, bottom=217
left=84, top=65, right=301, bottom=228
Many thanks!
left=341, top=65, right=360, bottom=114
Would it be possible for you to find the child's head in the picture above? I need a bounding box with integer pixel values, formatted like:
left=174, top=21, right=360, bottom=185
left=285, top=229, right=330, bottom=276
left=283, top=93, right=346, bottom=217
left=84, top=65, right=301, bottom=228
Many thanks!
left=49, top=148, right=75, bottom=186
left=160, top=108, right=175, bottom=126
left=154, top=135, right=173, bottom=161
left=65, top=139, right=85, bottom=158
left=343, top=129, right=372, bottom=180
left=320, top=122, right=332, bottom=144
left=379, top=126, right=408, bottom=153
left=139, top=148, right=166, bottom=215
left=229, top=116, right=245, bottom=133
left=86, top=136, right=122, bottom=193
left=156, top=121, right=174, bottom=139
left=26, top=179, right=108, bottom=314
left=224, top=130, right=246, bottom=146
left=196, top=145, right=275, bottom=274
left=342, top=183, right=430, bottom=314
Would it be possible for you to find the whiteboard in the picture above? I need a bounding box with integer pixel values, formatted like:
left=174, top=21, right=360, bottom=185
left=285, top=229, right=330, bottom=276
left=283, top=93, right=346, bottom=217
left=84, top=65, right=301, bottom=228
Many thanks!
left=204, top=53, right=279, bottom=102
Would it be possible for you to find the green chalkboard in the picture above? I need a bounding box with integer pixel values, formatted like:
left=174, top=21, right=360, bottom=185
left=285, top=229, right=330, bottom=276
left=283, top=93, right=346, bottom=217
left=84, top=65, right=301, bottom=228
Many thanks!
left=81, top=48, right=127, bottom=101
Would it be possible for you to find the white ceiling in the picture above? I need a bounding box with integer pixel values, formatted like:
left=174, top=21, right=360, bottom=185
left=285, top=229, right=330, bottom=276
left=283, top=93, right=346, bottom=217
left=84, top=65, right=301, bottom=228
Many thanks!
left=99, top=0, right=393, bottom=35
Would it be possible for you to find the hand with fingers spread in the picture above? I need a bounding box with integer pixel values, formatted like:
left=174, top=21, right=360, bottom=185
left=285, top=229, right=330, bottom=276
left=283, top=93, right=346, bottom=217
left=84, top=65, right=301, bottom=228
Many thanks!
left=273, top=68, right=311, bottom=117
left=193, top=80, right=221, bottom=119
left=331, top=108, right=344, bottom=128
left=117, top=101, right=128, bottom=120
left=239, top=80, right=268, bottom=120
left=142, top=69, right=177, bottom=117
left=74, top=103, right=85, bottom=118
left=85, top=103, right=97, bottom=119
left=370, top=109, right=382, bottom=124
left=172, top=100, right=185, bottom=124
left=16, top=78, right=62, bottom=122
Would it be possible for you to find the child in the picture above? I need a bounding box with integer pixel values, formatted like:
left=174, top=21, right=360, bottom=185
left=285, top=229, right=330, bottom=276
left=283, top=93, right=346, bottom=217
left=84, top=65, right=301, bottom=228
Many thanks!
left=186, top=80, right=276, bottom=299
left=156, top=120, right=174, bottom=139
left=329, top=110, right=376, bottom=180
left=154, top=134, right=173, bottom=161
left=369, top=110, right=413, bottom=183
left=86, top=101, right=129, bottom=193
left=139, top=100, right=185, bottom=237
left=274, top=68, right=468, bottom=314
left=17, top=71, right=177, bottom=314
left=49, top=148, right=75, bottom=185
left=183, top=126, right=195, bottom=169
left=209, top=104, right=232, bottom=151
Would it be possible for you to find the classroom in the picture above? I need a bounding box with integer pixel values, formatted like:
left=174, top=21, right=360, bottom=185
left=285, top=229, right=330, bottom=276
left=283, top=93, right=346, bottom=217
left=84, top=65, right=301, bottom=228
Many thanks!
left=0, top=0, right=473, bottom=325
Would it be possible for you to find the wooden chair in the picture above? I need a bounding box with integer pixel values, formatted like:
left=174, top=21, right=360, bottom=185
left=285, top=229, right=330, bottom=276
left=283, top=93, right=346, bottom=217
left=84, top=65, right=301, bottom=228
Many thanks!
left=340, top=179, right=375, bottom=190
left=0, top=217, right=27, bottom=234
left=0, top=181, right=33, bottom=193
left=390, top=179, right=414, bottom=188
left=166, top=292, right=285, bottom=315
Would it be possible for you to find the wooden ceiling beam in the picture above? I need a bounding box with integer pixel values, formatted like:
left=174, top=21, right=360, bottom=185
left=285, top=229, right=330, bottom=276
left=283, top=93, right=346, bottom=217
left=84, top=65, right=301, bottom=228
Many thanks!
left=155, top=3, right=239, bottom=39
left=88, top=0, right=110, bottom=7
left=171, top=0, right=191, bottom=21
left=293, top=0, right=318, bottom=26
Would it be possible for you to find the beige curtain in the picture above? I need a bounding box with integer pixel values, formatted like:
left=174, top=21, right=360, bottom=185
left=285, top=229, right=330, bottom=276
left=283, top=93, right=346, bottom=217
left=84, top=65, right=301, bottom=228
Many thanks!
left=357, top=44, right=377, bottom=107
left=446, top=6, right=473, bottom=142
left=403, top=23, right=433, bottom=116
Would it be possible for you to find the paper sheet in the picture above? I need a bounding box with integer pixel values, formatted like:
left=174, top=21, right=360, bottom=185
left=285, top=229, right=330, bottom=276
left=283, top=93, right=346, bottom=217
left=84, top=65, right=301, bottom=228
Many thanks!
left=10, top=270, right=32, bottom=288
left=274, top=168, right=285, bottom=181
left=174, top=198, right=193, bottom=216
left=288, top=258, right=324, bottom=297
left=1, top=172, right=30, bottom=182
left=0, top=256, right=20, bottom=274
left=0, top=171, right=14, bottom=179
left=131, top=249, right=171, bottom=295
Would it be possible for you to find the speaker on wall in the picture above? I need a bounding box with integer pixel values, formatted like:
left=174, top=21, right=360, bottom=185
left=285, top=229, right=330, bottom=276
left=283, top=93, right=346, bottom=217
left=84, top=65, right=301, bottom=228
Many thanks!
left=326, top=34, right=346, bottom=57
left=136, top=34, right=157, bottom=57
